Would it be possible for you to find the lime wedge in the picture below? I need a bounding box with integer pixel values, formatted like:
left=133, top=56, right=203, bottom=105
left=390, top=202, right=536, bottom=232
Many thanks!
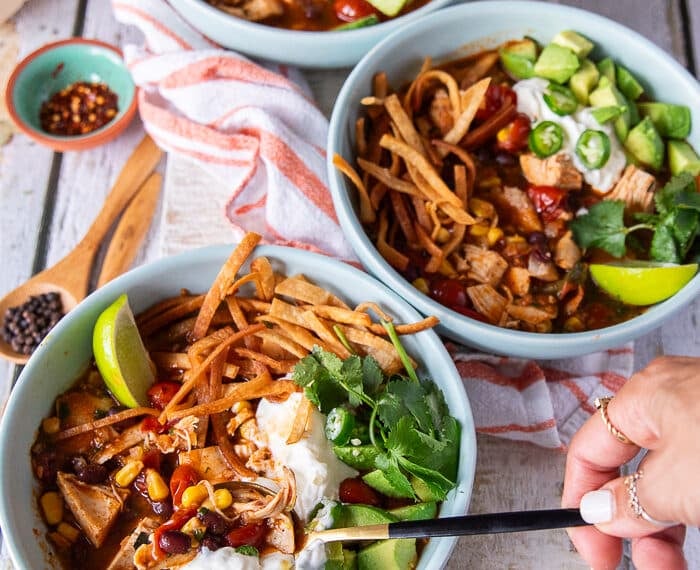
left=590, top=262, right=698, bottom=306
left=92, top=294, right=155, bottom=408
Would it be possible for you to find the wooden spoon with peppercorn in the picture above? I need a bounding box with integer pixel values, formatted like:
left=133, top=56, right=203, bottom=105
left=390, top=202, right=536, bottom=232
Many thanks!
left=0, top=135, right=162, bottom=364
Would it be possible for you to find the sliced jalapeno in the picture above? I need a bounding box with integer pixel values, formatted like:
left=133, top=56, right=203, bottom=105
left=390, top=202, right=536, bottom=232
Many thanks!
left=575, top=129, right=611, bottom=169
left=528, top=121, right=564, bottom=158
left=543, top=83, right=578, bottom=116
left=325, top=407, right=355, bottom=445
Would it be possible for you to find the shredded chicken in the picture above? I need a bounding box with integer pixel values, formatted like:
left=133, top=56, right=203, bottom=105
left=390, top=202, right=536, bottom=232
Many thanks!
left=488, top=186, right=543, bottom=233
left=554, top=231, right=582, bottom=270
left=464, top=245, right=508, bottom=286
left=606, top=164, right=657, bottom=213
left=527, top=252, right=559, bottom=281
left=503, top=266, right=530, bottom=297
left=466, top=284, right=508, bottom=324
left=520, top=153, right=583, bottom=190
left=146, top=416, right=199, bottom=454
left=429, top=89, right=454, bottom=136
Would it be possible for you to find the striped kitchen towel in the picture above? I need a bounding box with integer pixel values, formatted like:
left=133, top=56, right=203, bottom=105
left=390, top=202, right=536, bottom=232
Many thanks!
left=111, top=0, right=633, bottom=449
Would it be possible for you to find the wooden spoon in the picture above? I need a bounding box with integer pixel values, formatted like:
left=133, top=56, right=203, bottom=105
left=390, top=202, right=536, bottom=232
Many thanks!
left=0, top=135, right=162, bottom=364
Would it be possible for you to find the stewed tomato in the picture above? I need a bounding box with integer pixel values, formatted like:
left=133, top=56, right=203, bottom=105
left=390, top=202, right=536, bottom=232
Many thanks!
left=333, top=0, right=378, bottom=22
left=225, top=521, right=267, bottom=549
left=476, top=84, right=517, bottom=121
left=169, top=464, right=200, bottom=507
left=147, top=381, right=181, bottom=410
left=496, top=113, right=531, bottom=152
left=339, top=477, right=381, bottom=506
left=429, top=278, right=467, bottom=308
left=527, top=185, right=569, bottom=222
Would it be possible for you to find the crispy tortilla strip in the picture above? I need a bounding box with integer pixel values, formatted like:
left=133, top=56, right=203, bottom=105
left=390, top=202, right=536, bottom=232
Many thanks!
left=443, top=77, right=490, bottom=146
left=360, top=96, right=385, bottom=106
left=309, top=305, right=372, bottom=328
left=373, top=71, right=389, bottom=99
left=254, top=329, right=308, bottom=359
left=414, top=70, right=462, bottom=123
left=234, top=347, right=292, bottom=373
left=193, top=232, right=261, bottom=340
left=250, top=256, right=275, bottom=301
left=136, top=293, right=197, bottom=327
left=338, top=325, right=405, bottom=374
left=377, top=207, right=409, bottom=271
left=415, top=224, right=444, bottom=273
left=255, top=315, right=334, bottom=354
left=354, top=301, right=392, bottom=323
left=432, top=140, right=476, bottom=196
left=286, top=395, right=313, bottom=445
left=140, top=295, right=206, bottom=338
left=56, top=407, right=159, bottom=441
left=275, top=277, right=347, bottom=308
left=384, top=94, right=423, bottom=152
left=224, top=272, right=260, bottom=298
left=237, top=298, right=273, bottom=314
left=152, top=352, right=240, bottom=379
left=188, top=327, right=235, bottom=363
left=389, top=191, right=418, bottom=244
left=380, top=134, right=474, bottom=226
left=458, top=50, right=499, bottom=87
left=357, top=158, right=421, bottom=198
left=225, top=296, right=249, bottom=330
left=366, top=315, right=439, bottom=336
left=355, top=117, right=367, bottom=158
left=160, top=324, right=265, bottom=421
left=333, top=154, right=375, bottom=224
left=369, top=181, right=388, bottom=210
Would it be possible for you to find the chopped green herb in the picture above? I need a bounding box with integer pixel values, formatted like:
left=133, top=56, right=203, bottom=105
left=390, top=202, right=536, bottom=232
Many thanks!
left=235, top=545, right=260, bottom=557
left=193, top=528, right=206, bottom=541
left=197, top=507, right=210, bottom=516
left=571, top=173, right=700, bottom=263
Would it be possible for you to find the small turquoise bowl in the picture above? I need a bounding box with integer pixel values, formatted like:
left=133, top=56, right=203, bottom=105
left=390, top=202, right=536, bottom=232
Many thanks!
left=6, top=38, right=137, bottom=151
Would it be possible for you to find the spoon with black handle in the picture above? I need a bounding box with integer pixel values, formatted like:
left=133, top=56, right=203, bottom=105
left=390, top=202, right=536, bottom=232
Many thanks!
left=306, top=508, right=588, bottom=544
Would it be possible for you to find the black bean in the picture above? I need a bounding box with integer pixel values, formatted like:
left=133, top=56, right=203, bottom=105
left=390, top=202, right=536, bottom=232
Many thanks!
left=75, top=463, right=107, bottom=484
left=158, top=530, right=190, bottom=554
left=70, top=536, right=90, bottom=567
left=152, top=500, right=173, bottom=518
left=201, top=535, right=223, bottom=551
left=199, top=511, right=227, bottom=535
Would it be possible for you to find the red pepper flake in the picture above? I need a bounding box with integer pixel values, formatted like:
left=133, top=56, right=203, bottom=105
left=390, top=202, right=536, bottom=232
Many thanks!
left=39, top=81, right=119, bottom=136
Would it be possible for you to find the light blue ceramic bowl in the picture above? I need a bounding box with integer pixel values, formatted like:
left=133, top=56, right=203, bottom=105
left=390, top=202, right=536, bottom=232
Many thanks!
left=327, top=1, right=700, bottom=359
left=169, top=0, right=453, bottom=68
left=0, top=245, right=475, bottom=570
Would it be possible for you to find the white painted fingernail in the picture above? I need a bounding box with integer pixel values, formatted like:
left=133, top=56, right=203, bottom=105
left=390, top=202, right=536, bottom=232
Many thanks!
left=580, top=489, right=614, bottom=524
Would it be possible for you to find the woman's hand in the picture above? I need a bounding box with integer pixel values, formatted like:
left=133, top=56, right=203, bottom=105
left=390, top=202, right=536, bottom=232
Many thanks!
left=562, top=356, right=700, bottom=570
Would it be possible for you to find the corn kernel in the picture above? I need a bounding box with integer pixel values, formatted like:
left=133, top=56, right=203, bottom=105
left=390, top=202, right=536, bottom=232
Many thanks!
left=487, top=227, right=504, bottom=246
left=146, top=469, right=170, bottom=502
left=48, top=531, right=71, bottom=551
left=42, top=417, right=60, bottom=434
left=469, top=223, right=489, bottom=237
left=213, top=488, right=233, bottom=510
left=496, top=126, right=510, bottom=142
left=564, top=316, right=584, bottom=332
left=477, top=177, right=502, bottom=190
left=412, top=277, right=429, bottom=295
left=470, top=198, right=494, bottom=218
left=181, top=484, right=209, bottom=508
left=437, top=259, right=457, bottom=277
left=57, top=522, right=80, bottom=543
left=506, top=234, right=525, bottom=244
left=435, top=227, right=451, bottom=244
left=181, top=516, right=206, bottom=540
left=40, top=492, right=63, bottom=525
left=115, top=461, right=144, bottom=488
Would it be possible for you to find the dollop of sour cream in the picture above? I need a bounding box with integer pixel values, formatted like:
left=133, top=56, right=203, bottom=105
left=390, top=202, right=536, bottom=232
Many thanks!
left=182, top=547, right=295, bottom=570
left=255, top=392, right=358, bottom=521
left=295, top=499, right=338, bottom=570
left=514, top=77, right=626, bottom=192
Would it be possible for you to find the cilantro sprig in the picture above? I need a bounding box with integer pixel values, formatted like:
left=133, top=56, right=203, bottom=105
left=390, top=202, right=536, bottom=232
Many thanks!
left=571, top=173, right=700, bottom=263
left=292, top=323, right=459, bottom=501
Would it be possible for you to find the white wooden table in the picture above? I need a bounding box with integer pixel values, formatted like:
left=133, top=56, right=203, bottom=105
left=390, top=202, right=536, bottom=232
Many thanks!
left=1, top=1, right=699, bottom=568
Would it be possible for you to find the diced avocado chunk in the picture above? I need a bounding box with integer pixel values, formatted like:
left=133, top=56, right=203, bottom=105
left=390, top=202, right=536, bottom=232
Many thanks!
left=589, top=78, right=633, bottom=141
left=551, top=30, right=594, bottom=58
left=638, top=102, right=692, bottom=139
left=363, top=470, right=415, bottom=499
left=624, top=116, right=665, bottom=170
left=591, top=105, right=626, bottom=124
left=668, top=140, right=700, bottom=176
left=569, top=59, right=600, bottom=104
left=334, top=504, right=397, bottom=528
left=357, top=539, right=417, bottom=570
left=335, top=14, right=379, bottom=30
left=597, top=57, right=616, bottom=84
left=343, top=549, right=357, bottom=570
left=533, top=43, right=580, bottom=84
left=389, top=501, right=438, bottom=521
left=501, top=38, right=538, bottom=60
left=364, top=0, right=407, bottom=17
left=499, top=38, right=539, bottom=80
left=410, top=475, right=442, bottom=502
left=616, top=65, right=644, bottom=100
left=333, top=445, right=380, bottom=470
left=325, top=542, right=346, bottom=570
